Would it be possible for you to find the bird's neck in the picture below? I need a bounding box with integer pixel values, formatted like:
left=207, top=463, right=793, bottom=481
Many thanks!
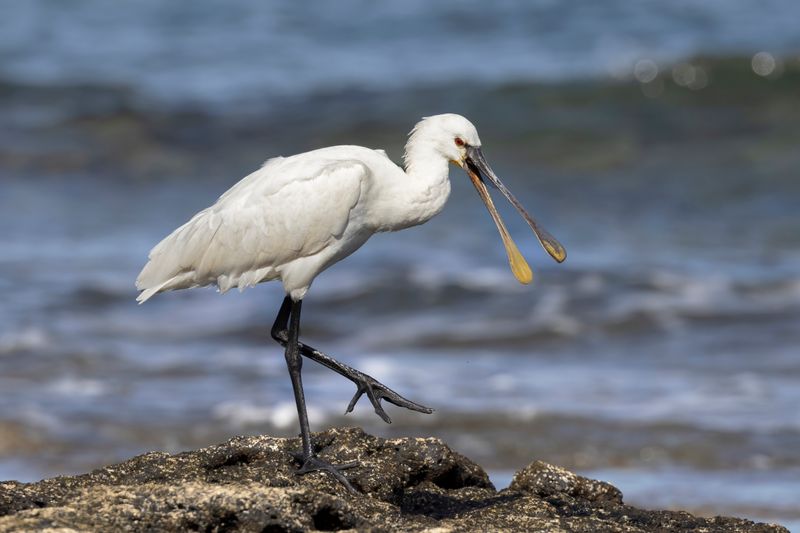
left=378, top=145, right=452, bottom=232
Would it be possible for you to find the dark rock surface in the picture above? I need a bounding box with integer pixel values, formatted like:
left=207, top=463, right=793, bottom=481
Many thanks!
left=0, top=427, right=788, bottom=532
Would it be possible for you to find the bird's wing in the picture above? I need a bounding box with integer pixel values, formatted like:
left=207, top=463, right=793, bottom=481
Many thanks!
left=136, top=158, right=368, bottom=302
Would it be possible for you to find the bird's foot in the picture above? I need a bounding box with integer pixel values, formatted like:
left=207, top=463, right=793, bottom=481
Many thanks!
left=292, top=452, right=359, bottom=493
left=271, top=331, right=434, bottom=424
left=345, top=371, right=434, bottom=424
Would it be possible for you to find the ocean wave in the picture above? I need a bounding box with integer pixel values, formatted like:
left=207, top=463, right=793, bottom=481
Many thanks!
left=90, top=264, right=800, bottom=350
left=2, top=1, right=800, bottom=107
left=3, top=52, right=800, bottom=183
left=0, top=328, right=50, bottom=355
left=313, top=267, right=800, bottom=350
left=44, top=377, right=107, bottom=398
left=211, top=400, right=328, bottom=430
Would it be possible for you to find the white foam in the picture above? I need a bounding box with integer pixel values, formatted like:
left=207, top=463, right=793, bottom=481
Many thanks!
left=488, top=373, right=516, bottom=393
left=0, top=328, right=50, bottom=354
left=211, top=400, right=326, bottom=430
left=46, top=377, right=106, bottom=397
left=358, top=357, right=395, bottom=380
left=16, top=406, right=62, bottom=432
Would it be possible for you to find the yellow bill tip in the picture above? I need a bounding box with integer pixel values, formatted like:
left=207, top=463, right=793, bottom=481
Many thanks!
left=504, top=236, right=534, bottom=284
left=511, top=257, right=533, bottom=284
left=543, top=240, right=567, bottom=263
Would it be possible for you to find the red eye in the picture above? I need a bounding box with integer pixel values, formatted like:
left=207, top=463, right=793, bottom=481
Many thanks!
left=454, top=137, right=465, bottom=147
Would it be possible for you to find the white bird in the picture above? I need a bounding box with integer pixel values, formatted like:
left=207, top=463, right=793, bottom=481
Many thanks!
left=136, top=113, right=565, bottom=490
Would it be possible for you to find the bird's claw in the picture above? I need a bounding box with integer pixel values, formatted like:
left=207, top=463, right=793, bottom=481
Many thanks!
left=271, top=331, right=434, bottom=424
left=344, top=373, right=434, bottom=424
left=293, top=453, right=359, bottom=493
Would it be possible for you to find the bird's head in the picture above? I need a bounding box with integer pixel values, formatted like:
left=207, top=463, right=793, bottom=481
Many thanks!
left=407, top=113, right=483, bottom=164
left=409, top=113, right=566, bottom=284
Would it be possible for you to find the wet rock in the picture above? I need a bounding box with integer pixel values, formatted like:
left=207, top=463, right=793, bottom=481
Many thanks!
left=0, top=427, right=788, bottom=532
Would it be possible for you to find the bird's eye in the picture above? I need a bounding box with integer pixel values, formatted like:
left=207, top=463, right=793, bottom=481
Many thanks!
left=454, top=137, right=465, bottom=147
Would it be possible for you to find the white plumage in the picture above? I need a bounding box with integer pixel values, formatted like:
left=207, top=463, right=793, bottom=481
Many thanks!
left=137, top=152, right=373, bottom=302
left=136, top=116, right=467, bottom=303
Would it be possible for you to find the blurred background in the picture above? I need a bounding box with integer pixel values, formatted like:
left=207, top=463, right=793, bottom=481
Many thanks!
left=1, top=0, right=799, bottom=528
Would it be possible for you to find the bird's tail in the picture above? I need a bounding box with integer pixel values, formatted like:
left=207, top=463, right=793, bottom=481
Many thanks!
left=136, top=280, right=171, bottom=304
left=135, top=271, right=198, bottom=304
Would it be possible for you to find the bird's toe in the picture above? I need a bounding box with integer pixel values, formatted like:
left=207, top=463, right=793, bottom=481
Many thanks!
left=294, top=454, right=360, bottom=493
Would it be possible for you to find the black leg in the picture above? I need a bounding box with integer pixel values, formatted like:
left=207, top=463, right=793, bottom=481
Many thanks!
left=278, top=297, right=358, bottom=492
left=271, top=297, right=433, bottom=424
left=270, top=295, right=293, bottom=346
left=284, top=298, right=313, bottom=458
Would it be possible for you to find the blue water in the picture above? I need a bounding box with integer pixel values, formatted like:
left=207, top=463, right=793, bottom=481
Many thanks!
left=0, top=2, right=799, bottom=530
left=1, top=1, right=799, bottom=106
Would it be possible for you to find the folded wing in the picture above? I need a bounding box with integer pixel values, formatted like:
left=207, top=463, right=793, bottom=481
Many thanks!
left=136, top=157, right=367, bottom=302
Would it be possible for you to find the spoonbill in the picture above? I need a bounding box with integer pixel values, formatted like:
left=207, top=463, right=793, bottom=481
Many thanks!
left=136, top=113, right=566, bottom=490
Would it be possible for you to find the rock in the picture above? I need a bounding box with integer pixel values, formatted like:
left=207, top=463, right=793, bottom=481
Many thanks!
left=0, top=427, right=788, bottom=532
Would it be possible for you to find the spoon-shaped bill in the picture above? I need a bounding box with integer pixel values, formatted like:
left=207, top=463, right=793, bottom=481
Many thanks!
left=466, top=146, right=567, bottom=264
left=465, top=166, right=533, bottom=284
